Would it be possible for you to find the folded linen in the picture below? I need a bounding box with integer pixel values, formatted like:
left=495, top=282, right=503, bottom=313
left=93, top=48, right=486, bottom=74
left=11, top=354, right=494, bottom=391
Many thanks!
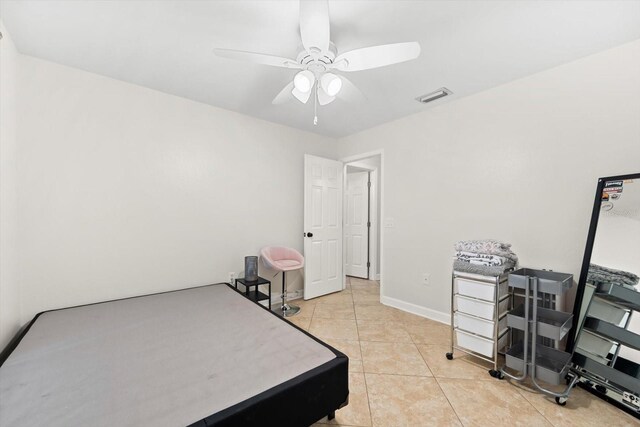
left=455, top=239, right=510, bottom=253
left=468, top=259, right=501, bottom=267
left=587, top=264, right=639, bottom=288
left=454, top=240, right=519, bottom=264
left=453, top=259, right=515, bottom=277
left=455, top=251, right=507, bottom=266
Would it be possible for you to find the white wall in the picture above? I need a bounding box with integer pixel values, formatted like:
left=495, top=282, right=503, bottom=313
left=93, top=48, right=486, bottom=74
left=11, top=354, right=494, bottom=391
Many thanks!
left=6, top=33, right=640, bottom=342
left=16, top=55, right=337, bottom=323
left=0, top=21, right=20, bottom=349
left=337, top=40, right=640, bottom=321
left=591, top=215, right=640, bottom=276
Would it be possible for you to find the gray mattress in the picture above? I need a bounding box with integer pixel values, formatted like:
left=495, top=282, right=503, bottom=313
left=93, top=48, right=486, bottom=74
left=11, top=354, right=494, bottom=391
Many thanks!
left=0, top=284, right=337, bottom=426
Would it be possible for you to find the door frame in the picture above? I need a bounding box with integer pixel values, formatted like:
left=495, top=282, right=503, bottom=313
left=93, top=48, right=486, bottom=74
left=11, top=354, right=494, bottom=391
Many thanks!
left=344, top=169, right=373, bottom=279
left=340, top=150, right=384, bottom=294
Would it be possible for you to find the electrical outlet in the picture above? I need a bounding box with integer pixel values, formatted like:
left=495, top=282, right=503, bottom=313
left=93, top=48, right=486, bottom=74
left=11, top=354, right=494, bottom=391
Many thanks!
left=228, top=272, right=236, bottom=284
left=423, top=273, right=431, bottom=286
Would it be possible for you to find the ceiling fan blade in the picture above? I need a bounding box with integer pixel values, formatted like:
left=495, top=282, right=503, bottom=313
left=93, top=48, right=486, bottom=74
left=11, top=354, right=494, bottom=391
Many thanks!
left=336, top=75, right=366, bottom=103
left=214, top=48, right=302, bottom=69
left=292, top=86, right=312, bottom=104
left=317, top=86, right=335, bottom=106
left=299, top=0, right=330, bottom=53
left=333, top=42, right=421, bottom=72
left=272, top=82, right=295, bottom=105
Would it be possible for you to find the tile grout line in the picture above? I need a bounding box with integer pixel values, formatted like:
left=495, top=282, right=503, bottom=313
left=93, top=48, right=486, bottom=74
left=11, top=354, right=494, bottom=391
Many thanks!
left=312, top=280, right=360, bottom=426
left=409, top=325, right=466, bottom=425
left=354, top=280, right=375, bottom=427
left=414, top=338, right=435, bottom=379
left=356, top=369, right=435, bottom=379
left=511, top=382, right=557, bottom=427
left=411, top=320, right=465, bottom=426
left=433, top=376, right=468, bottom=427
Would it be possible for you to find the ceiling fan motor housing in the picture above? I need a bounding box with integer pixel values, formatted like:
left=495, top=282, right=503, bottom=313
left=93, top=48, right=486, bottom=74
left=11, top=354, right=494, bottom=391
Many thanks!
left=296, top=42, right=338, bottom=76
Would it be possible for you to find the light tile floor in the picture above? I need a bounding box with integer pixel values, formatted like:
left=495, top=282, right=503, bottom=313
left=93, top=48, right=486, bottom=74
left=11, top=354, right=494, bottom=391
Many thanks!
left=286, top=277, right=640, bottom=427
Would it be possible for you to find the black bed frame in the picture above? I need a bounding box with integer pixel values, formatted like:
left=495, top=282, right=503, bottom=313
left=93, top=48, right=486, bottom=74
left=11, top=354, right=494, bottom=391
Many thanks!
left=0, top=283, right=349, bottom=427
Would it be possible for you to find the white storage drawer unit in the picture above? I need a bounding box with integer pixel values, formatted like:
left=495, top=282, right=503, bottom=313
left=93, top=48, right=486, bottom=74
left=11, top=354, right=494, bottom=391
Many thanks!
left=455, top=312, right=508, bottom=339
left=449, top=271, right=511, bottom=369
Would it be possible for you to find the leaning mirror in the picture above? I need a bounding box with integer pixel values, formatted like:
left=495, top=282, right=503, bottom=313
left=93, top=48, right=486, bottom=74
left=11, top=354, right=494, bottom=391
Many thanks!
left=570, top=173, right=640, bottom=414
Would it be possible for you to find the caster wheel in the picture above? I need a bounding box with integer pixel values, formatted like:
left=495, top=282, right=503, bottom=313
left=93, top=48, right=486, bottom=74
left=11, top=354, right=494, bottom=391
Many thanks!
left=595, top=385, right=607, bottom=394
left=555, top=396, right=567, bottom=406
left=489, top=369, right=504, bottom=379
left=445, top=352, right=453, bottom=360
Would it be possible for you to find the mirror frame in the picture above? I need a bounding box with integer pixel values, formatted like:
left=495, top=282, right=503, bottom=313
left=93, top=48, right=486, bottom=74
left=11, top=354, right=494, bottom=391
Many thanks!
left=566, top=172, right=640, bottom=353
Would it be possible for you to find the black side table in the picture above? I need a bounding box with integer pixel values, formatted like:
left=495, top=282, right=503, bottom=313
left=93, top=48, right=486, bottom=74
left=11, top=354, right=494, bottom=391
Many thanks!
left=235, top=276, right=271, bottom=309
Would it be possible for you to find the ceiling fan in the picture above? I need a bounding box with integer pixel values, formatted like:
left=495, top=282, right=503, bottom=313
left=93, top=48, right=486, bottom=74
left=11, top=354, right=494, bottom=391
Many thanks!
left=214, top=0, right=421, bottom=124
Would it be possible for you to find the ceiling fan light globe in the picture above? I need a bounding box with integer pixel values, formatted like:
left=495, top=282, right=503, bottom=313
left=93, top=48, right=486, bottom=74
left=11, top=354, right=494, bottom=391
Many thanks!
left=321, top=73, right=342, bottom=97
left=294, top=70, right=314, bottom=93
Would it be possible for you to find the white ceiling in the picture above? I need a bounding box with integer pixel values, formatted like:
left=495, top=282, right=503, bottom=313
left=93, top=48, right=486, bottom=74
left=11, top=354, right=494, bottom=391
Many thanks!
left=2, top=1, right=640, bottom=138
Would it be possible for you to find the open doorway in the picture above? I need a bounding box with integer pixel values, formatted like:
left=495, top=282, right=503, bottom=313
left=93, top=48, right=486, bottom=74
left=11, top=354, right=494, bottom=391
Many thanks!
left=342, top=152, right=382, bottom=290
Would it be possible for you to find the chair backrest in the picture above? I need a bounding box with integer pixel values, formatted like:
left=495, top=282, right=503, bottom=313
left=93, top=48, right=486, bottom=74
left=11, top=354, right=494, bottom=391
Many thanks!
left=260, top=246, right=304, bottom=270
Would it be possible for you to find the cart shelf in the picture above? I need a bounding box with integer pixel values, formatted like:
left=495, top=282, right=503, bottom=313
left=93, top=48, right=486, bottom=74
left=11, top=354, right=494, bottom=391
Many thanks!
left=595, top=283, right=640, bottom=312
left=506, top=340, right=571, bottom=386
left=508, top=268, right=572, bottom=295
left=507, top=304, right=573, bottom=341
left=574, top=351, right=640, bottom=393
left=584, top=317, right=640, bottom=351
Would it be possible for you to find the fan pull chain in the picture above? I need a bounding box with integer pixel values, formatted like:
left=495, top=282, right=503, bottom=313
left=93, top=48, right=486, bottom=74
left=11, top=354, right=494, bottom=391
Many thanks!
left=314, top=86, right=318, bottom=126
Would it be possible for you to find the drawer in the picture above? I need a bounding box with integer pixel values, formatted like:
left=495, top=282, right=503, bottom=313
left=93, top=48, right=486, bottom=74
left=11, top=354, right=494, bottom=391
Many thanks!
left=455, top=312, right=507, bottom=339
left=455, top=329, right=509, bottom=358
left=455, top=277, right=508, bottom=302
left=455, top=295, right=510, bottom=321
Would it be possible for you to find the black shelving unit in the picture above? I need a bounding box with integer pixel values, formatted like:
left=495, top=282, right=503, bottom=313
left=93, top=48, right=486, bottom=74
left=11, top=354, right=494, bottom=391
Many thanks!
left=235, top=276, right=272, bottom=309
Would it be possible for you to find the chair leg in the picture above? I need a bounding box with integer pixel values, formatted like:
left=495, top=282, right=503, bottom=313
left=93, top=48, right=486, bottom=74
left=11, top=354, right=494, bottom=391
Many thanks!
left=278, top=270, right=300, bottom=318
left=281, top=270, right=286, bottom=308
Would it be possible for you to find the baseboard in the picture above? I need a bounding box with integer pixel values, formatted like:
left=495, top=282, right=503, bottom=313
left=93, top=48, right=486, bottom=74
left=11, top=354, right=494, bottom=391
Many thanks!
left=380, top=295, right=451, bottom=325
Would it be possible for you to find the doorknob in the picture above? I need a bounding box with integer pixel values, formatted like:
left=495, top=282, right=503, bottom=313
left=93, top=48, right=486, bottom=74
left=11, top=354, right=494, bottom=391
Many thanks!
left=305, top=232, right=313, bottom=238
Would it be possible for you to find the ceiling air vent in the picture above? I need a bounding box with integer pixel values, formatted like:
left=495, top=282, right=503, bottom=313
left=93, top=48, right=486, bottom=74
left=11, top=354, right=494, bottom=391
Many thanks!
left=416, top=88, right=452, bottom=104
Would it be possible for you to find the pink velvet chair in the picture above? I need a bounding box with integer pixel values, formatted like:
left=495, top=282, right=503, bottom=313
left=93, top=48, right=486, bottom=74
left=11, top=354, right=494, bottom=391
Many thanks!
left=260, top=246, right=304, bottom=317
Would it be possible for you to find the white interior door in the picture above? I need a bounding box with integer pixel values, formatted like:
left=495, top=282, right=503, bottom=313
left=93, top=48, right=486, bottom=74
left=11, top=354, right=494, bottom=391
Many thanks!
left=303, top=154, right=343, bottom=300
left=345, top=171, right=369, bottom=279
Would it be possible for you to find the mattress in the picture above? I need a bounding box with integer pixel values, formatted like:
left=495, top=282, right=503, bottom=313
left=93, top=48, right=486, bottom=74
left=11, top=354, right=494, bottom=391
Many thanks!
left=0, top=284, right=348, bottom=426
